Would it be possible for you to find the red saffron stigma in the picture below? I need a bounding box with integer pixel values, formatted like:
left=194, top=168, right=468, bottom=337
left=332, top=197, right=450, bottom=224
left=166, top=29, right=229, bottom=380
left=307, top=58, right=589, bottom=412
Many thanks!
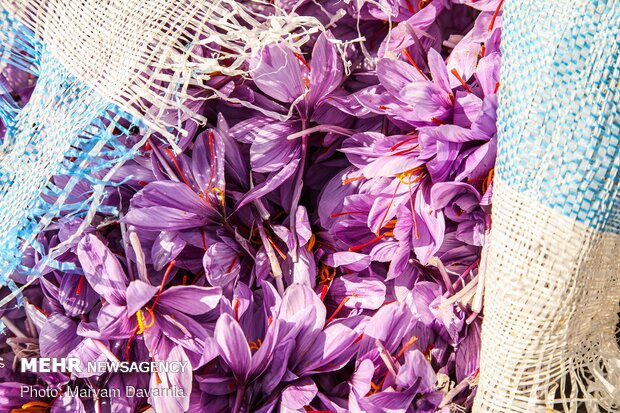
left=348, top=234, right=386, bottom=252
left=293, top=52, right=311, bottom=70
left=404, top=0, right=415, bottom=13
left=390, top=136, right=417, bottom=152
left=149, top=260, right=175, bottom=311
left=233, top=298, right=240, bottom=321
left=329, top=210, right=366, bottom=218
left=376, top=180, right=402, bottom=235
left=125, top=326, right=140, bottom=361
left=353, top=333, right=365, bottom=344
left=200, top=227, right=207, bottom=251
left=494, top=81, right=501, bottom=94
left=226, top=255, right=239, bottom=273
left=488, top=0, right=503, bottom=32
left=450, top=68, right=472, bottom=93
left=206, top=131, right=217, bottom=194
left=319, top=284, right=329, bottom=301
left=326, top=296, right=350, bottom=324
left=75, top=275, right=85, bottom=296
left=165, top=148, right=192, bottom=188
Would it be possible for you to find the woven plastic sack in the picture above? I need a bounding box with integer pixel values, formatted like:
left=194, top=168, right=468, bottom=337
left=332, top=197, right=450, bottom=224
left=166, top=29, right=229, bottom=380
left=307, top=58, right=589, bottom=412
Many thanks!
left=0, top=0, right=327, bottom=308
left=473, top=1, right=620, bottom=412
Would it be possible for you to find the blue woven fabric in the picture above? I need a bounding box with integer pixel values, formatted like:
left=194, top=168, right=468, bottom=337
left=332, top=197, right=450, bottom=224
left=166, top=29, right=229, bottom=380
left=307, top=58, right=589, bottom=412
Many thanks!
left=0, top=15, right=140, bottom=308
left=496, top=0, right=620, bottom=233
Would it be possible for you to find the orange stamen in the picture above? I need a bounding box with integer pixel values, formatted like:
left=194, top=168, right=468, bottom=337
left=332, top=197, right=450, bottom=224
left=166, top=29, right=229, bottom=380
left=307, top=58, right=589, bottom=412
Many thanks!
left=326, top=296, right=350, bottom=324
left=318, top=264, right=337, bottom=285
left=450, top=68, right=472, bottom=93
left=395, top=336, right=418, bottom=361
left=482, top=168, right=494, bottom=194
left=401, top=48, right=427, bottom=79
left=153, top=356, right=162, bottom=385
left=306, top=234, right=316, bottom=252
left=248, top=338, right=262, bottom=351
left=19, top=401, right=50, bottom=412
left=267, top=237, right=287, bottom=260
left=342, top=175, right=365, bottom=185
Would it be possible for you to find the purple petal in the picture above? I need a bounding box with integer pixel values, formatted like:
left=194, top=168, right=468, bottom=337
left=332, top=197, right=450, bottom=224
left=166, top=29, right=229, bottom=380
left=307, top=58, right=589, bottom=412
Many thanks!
left=39, top=314, right=82, bottom=357
left=308, top=31, right=343, bottom=107
left=151, top=231, right=186, bottom=271
left=251, top=43, right=307, bottom=103
left=77, top=234, right=128, bottom=306
left=234, top=157, right=300, bottom=211
left=203, top=241, right=241, bottom=287
left=157, top=285, right=222, bottom=315
left=377, top=58, right=425, bottom=97
left=329, top=275, right=386, bottom=310
left=126, top=280, right=159, bottom=315
left=281, top=378, right=318, bottom=410
left=214, top=313, right=251, bottom=382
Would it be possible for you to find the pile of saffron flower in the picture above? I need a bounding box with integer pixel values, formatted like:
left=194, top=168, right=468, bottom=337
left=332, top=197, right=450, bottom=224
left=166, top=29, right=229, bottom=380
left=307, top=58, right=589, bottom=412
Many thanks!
left=0, top=0, right=502, bottom=411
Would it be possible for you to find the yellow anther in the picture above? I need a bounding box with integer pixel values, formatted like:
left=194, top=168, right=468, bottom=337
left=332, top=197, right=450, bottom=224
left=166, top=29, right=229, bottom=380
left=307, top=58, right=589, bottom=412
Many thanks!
left=306, top=234, right=316, bottom=252
left=396, top=166, right=426, bottom=185
left=136, top=307, right=155, bottom=334
left=20, top=401, right=51, bottom=411
left=248, top=338, right=262, bottom=351
left=211, top=186, right=225, bottom=206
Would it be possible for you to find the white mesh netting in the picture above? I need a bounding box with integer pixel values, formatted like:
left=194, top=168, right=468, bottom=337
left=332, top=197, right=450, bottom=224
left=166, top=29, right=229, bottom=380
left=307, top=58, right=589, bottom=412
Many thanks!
left=0, top=0, right=329, bottom=305
left=474, top=0, right=620, bottom=411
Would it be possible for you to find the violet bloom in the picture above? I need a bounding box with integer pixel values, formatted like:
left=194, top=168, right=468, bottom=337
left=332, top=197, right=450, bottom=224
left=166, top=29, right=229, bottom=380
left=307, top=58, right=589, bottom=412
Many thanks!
left=123, top=129, right=226, bottom=233
left=76, top=234, right=221, bottom=412
left=231, top=31, right=347, bottom=251
left=200, top=283, right=365, bottom=412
